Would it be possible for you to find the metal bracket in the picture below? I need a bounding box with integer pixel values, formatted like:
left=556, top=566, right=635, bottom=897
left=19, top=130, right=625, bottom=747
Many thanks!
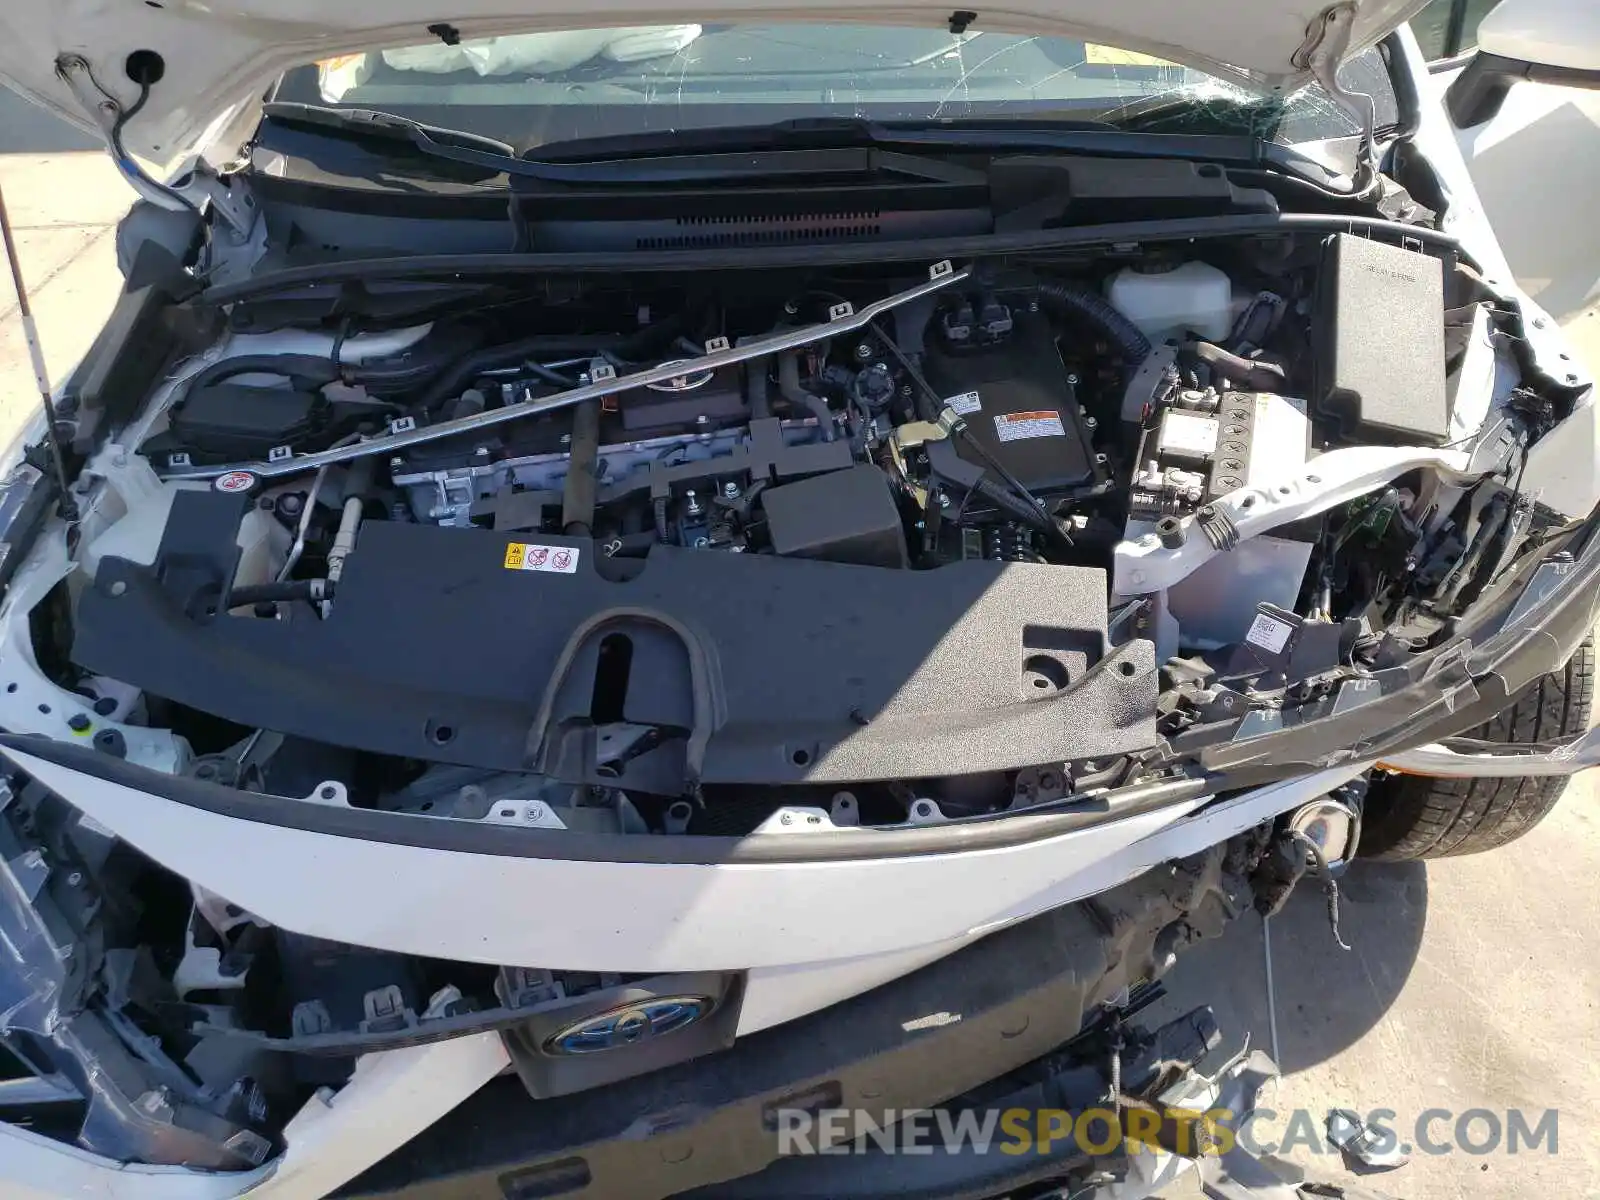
left=481, top=799, right=569, bottom=829
left=53, top=54, right=257, bottom=242
left=1292, top=4, right=1378, bottom=189
left=302, top=781, right=349, bottom=808
left=753, top=806, right=836, bottom=834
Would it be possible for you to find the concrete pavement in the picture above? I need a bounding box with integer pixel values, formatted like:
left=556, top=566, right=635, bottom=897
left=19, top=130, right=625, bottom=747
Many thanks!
left=0, top=89, right=134, bottom=435
left=0, top=87, right=1594, bottom=1200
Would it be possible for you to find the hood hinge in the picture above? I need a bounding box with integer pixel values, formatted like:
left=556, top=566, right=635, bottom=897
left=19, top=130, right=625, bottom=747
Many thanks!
left=53, top=54, right=258, bottom=247
left=1293, top=2, right=1379, bottom=191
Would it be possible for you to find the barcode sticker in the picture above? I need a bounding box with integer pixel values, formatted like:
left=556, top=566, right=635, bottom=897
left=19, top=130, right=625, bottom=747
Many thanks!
left=1244, top=612, right=1295, bottom=654
left=503, top=543, right=580, bottom=574
left=993, top=410, right=1066, bottom=442
left=946, top=391, right=983, bottom=415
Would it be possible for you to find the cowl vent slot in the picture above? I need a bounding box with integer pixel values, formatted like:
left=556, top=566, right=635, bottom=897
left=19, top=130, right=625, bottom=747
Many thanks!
left=637, top=211, right=881, bottom=249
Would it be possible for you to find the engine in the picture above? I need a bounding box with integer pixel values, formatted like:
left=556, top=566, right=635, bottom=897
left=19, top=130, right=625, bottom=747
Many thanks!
left=328, top=277, right=1139, bottom=574
left=134, top=241, right=1449, bottom=622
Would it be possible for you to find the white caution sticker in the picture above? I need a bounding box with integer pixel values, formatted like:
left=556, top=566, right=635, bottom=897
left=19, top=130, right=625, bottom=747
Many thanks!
left=946, top=391, right=983, bottom=416
left=1244, top=612, right=1295, bottom=654
left=503, top=543, right=580, bottom=574
left=993, top=410, right=1066, bottom=442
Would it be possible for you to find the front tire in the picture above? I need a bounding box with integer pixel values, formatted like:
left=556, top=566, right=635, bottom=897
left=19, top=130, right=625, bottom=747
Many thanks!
left=1358, top=637, right=1594, bottom=861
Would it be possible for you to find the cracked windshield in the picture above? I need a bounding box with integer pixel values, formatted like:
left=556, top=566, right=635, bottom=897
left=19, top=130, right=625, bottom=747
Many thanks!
left=280, top=25, right=1396, bottom=152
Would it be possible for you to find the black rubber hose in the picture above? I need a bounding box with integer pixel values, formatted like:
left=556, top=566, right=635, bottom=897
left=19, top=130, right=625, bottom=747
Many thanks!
left=974, top=477, right=1063, bottom=536
left=414, top=332, right=643, bottom=412
left=1188, top=340, right=1287, bottom=391
left=187, top=354, right=339, bottom=394
left=1035, top=281, right=1152, bottom=368
left=777, top=352, right=836, bottom=441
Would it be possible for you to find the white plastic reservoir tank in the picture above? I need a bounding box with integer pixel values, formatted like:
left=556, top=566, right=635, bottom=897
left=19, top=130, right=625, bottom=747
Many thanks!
left=1106, top=262, right=1233, bottom=346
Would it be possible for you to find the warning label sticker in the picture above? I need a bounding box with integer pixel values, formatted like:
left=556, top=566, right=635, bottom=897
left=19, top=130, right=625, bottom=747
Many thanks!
left=993, top=410, right=1066, bottom=442
left=1244, top=612, right=1295, bottom=655
left=946, top=391, right=983, bottom=415
left=503, top=543, right=580, bottom=574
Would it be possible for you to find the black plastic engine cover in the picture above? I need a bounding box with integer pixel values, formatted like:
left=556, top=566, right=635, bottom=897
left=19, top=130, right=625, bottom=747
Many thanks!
left=73, top=491, right=1157, bottom=785
left=921, top=306, right=1098, bottom=494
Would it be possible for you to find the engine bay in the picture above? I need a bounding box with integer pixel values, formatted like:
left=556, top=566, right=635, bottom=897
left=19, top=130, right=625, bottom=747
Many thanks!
left=19, top=229, right=1569, bottom=835
left=0, top=198, right=1590, bottom=1179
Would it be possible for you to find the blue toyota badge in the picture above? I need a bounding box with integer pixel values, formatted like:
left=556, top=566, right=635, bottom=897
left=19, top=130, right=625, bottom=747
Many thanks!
left=545, top=996, right=712, bottom=1056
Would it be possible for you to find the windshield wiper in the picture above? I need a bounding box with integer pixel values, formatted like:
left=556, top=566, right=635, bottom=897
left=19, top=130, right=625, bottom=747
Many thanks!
left=260, top=104, right=984, bottom=185
left=528, top=116, right=1272, bottom=168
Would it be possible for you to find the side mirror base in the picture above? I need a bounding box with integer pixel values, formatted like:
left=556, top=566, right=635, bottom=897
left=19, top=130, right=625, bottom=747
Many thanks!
left=1447, top=52, right=1600, bottom=127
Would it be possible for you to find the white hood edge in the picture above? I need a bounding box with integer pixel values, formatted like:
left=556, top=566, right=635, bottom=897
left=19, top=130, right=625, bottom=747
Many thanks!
left=0, top=0, right=1426, bottom=164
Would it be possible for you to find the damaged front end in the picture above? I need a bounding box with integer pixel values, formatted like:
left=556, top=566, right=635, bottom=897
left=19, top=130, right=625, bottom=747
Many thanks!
left=0, top=15, right=1597, bottom=1195
left=0, top=790, right=1331, bottom=1199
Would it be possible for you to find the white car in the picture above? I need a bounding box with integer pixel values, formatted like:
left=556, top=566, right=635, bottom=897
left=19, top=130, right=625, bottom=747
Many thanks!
left=0, top=1, right=1597, bottom=1197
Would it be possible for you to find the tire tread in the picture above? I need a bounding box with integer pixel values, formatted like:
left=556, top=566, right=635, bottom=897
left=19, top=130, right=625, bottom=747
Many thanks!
left=1359, top=638, right=1594, bottom=861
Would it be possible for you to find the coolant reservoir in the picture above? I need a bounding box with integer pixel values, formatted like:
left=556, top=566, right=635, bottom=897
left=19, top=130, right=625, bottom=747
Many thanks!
left=1106, top=262, right=1233, bottom=346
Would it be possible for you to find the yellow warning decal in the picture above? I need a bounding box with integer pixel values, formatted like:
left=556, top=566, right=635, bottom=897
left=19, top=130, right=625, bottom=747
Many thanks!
left=502, top=542, right=581, bottom=574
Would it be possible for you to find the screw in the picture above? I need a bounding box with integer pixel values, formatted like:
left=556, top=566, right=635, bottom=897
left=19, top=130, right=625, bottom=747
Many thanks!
left=1084, top=416, right=1098, bottom=431
left=721, top=481, right=741, bottom=499
left=67, top=713, right=91, bottom=733
left=67, top=871, right=83, bottom=887
left=780, top=812, right=793, bottom=825
left=1066, top=373, right=1080, bottom=386
left=109, top=581, right=127, bottom=597
left=938, top=492, right=951, bottom=509
left=390, top=457, right=404, bottom=470
left=854, top=342, right=874, bottom=362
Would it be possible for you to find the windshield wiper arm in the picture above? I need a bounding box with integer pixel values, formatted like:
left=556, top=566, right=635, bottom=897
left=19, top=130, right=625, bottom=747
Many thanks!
left=259, top=104, right=983, bottom=185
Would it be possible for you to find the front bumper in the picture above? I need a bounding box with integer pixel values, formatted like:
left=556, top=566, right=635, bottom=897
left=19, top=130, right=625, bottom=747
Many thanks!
left=3, top=844, right=1251, bottom=1200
